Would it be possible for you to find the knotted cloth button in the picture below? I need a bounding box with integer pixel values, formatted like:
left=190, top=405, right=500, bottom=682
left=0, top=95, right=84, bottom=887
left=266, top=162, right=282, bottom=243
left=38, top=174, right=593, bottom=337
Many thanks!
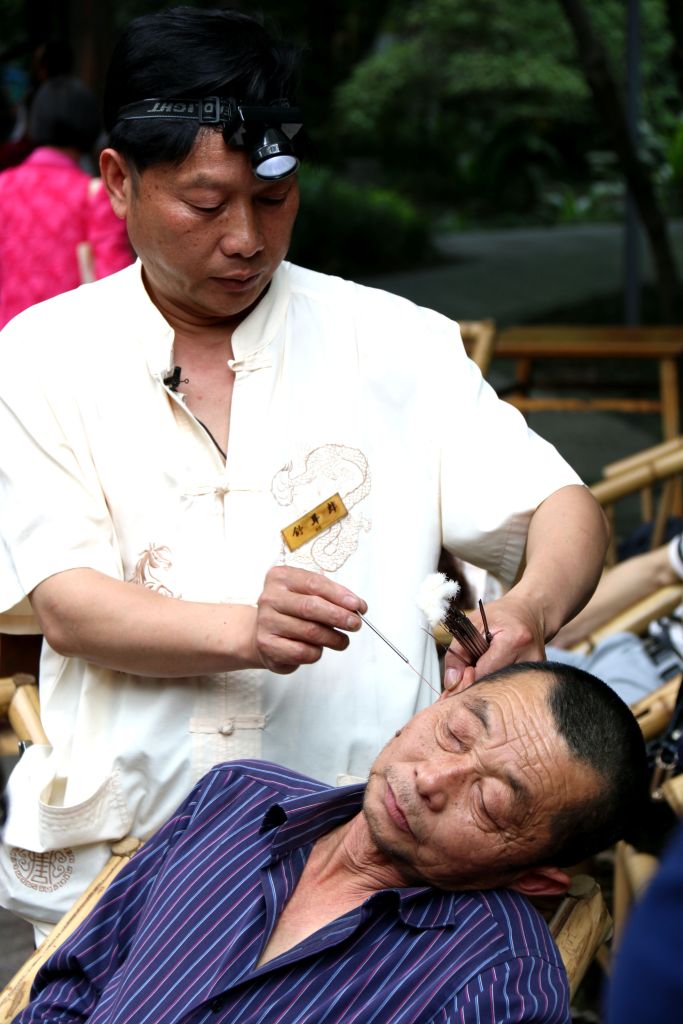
left=219, top=722, right=234, bottom=736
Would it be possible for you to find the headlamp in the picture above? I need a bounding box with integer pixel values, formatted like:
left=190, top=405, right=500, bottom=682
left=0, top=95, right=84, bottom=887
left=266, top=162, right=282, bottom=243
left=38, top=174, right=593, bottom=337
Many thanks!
left=116, top=96, right=303, bottom=180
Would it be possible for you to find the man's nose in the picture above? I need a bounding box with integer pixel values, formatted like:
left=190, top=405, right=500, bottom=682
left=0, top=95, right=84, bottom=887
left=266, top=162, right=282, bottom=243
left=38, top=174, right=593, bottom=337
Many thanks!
left=414, top=758, right=467, bottom=811
left=218, top=200, right=264, bottom=259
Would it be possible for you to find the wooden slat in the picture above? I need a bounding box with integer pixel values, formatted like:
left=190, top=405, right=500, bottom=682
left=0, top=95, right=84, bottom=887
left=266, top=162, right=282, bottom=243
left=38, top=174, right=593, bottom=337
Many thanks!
left=496, top=325, right=683, bottom=359
left=549, top=874, right=612, bottom=1000
left=658, top=773, right=683, bottom=816
left=460, top=319, right=496, bottom=376
left=630, top=674, right=681, bottom=742
left=603, top=437, right=683, bottom=479
left=582, top=586, right=683, bottom=656
left=590, top=448, right=683, bottom=506
left=612, top=841, right=659, bottom=946
left=495, top=325, right=683, bottom=444
left=506, top=396, right=661, bottom=414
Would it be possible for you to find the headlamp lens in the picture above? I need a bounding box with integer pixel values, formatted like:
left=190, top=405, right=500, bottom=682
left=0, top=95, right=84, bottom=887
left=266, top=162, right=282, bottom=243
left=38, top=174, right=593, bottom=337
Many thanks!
left=250, top=127, right=299, bottom=180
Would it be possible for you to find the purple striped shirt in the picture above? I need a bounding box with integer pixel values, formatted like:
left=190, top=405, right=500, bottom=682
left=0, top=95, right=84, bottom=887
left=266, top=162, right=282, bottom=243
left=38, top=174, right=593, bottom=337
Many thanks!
left=17, top=761, right=570, bottom=1024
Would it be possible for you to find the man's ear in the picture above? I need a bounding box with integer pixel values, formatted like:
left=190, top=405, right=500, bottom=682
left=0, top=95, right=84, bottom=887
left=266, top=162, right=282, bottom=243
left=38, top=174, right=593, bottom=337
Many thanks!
left=99, top=148, right=133, bottom=220
left=508, top=865, right=571, bottom=898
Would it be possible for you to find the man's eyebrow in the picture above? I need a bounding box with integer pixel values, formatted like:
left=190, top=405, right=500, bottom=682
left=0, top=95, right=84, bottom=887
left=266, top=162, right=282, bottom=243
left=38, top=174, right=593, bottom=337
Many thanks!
left=182, top=173, right=223, bottom=189
left=463, top=696, right=531, bottom=808
left=463, top=696, right=490, bottom=734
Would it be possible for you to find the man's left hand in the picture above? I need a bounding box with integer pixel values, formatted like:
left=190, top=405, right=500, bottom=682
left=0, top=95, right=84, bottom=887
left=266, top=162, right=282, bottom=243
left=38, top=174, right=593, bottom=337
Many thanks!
left=443, top=592, right=546, bottom=688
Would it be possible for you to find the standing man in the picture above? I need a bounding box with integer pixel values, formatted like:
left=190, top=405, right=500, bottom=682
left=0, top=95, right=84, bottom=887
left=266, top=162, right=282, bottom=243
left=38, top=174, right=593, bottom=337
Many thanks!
left=0, top=7, right=608, bottom=936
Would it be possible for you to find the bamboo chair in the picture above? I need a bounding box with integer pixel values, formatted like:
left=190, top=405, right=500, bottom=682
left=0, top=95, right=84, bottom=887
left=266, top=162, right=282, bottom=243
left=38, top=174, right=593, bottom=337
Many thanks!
left=548, top=874, right=613, bottom=1001
left=459, top=318, right=497, bottom=377
left=591, top=436, right=683, bottom=565
left=0, top=673, right=47, bottom=755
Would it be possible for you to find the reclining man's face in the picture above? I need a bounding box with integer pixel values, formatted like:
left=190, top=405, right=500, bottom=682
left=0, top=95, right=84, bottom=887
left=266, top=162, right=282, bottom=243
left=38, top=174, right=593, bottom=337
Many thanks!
left=364, top=673, right=599, bottom=893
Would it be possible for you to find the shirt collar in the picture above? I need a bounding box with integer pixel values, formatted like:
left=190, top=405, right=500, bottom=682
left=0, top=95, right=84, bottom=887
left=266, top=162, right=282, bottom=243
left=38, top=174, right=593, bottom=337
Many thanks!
left=136, top=261, right=290, bottom=380
left=229, top=262, right=289, bottom=370
left=261, top=782, right=462, bottom=931
left=262, top=780, right=365, bottom=853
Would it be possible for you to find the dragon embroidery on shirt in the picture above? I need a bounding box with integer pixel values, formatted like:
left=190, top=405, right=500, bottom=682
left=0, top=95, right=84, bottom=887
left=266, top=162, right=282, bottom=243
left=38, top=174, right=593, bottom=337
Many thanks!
left=127, top=544, right=179, bottom=597
left=271, top=443, right=371, bottom=572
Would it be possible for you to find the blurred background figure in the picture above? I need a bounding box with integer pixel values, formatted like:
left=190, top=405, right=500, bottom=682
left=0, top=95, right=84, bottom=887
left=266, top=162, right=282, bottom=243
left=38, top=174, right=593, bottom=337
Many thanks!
left=0, top=74, right=133, bottom=328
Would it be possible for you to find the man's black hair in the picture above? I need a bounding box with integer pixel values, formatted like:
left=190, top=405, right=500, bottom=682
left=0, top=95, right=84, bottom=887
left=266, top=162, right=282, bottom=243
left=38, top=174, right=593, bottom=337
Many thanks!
left=103, top=6, right=300, bottom=173
left=478, top=660, right=650, bottom=867
left=28, top=75, right=101, bottom=152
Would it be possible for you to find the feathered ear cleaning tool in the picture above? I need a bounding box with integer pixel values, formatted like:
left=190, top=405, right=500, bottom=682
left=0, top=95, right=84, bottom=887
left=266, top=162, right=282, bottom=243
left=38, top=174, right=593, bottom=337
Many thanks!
left=357, top=572, right=491, bottom=696
left=416, top=572, right=492, bottom=660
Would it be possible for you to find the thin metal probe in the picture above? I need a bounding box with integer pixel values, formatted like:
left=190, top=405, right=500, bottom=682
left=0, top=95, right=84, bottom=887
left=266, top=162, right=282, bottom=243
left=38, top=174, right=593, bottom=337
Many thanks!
left=479, top=599, right=493, bottom=644
left=358, top=613, right=409, bottom=662
left=358, top=613, right=440, bottom=696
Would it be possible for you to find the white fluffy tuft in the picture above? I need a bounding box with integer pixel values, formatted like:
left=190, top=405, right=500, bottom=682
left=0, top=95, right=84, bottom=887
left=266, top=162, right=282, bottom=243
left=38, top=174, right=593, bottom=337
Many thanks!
left=416, top=572, right=460, bottom=627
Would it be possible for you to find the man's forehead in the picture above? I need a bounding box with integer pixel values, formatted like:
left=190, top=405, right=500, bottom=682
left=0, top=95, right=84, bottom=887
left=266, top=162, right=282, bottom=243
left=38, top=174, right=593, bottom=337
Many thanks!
left=450, top=678, right=564, bottom=768
left=456, top=672, right=553, bottom=719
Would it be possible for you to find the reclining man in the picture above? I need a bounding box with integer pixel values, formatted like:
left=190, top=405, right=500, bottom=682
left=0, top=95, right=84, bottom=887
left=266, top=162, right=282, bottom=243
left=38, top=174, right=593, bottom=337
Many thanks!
left=16, top=661, right=647, bottom=1024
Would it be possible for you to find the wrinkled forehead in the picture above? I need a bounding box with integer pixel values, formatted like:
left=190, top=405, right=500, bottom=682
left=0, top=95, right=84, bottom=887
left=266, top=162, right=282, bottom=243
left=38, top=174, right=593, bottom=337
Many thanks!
left=455, top=672, right=556, bottom=728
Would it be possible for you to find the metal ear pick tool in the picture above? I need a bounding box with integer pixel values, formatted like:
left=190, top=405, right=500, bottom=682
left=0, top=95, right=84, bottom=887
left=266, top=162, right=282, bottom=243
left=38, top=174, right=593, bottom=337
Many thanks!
left=359, top=589, right=492, bottom=695
left=358, top=613, right=441, bottom=696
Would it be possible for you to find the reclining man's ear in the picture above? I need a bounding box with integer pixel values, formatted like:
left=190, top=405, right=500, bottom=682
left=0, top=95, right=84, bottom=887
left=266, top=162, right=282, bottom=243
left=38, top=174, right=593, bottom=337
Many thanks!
left=508, top=865, right=571, bottom=898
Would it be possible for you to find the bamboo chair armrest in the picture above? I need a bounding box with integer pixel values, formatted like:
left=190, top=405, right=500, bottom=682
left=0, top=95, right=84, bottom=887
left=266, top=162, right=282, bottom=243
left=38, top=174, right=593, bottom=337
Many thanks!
left=549, top=874, right=612, bottom=1000
left=603, top=437, right=683, bottom=478
left=573, top=585, right=683, bottom=655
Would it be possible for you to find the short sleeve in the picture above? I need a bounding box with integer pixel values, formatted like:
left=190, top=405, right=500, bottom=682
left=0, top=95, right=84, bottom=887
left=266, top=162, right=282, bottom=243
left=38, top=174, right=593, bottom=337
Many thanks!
left=0, top=309, right=123, bottom=621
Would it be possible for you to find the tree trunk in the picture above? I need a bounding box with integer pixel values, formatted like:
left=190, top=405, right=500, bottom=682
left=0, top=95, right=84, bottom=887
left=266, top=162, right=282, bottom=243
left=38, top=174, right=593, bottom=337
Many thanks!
left=665, top=0, right=683, bottom=102
left=557, top=0, right=679, bottom=321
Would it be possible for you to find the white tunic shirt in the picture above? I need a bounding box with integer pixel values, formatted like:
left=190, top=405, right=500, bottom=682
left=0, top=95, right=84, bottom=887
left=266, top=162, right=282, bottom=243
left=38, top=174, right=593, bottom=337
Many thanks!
left=0, top=260, right=581, bottom=928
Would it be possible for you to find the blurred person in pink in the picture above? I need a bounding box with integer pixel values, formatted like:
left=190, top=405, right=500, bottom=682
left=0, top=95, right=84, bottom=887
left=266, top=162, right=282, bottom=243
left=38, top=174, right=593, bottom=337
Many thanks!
left=0, top=75, right=133, bottom=328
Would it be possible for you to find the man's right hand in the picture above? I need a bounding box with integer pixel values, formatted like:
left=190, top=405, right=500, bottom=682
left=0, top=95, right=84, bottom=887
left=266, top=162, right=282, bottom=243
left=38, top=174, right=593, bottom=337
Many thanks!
left=254, top=566, right=367, bottom=674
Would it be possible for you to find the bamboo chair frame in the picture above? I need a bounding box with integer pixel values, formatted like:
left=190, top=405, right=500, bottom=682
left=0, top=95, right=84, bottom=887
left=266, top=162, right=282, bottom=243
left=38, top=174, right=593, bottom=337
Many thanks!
left=548, top=874, right=613, bottom=1001
left=0, top=674, right=47, bottom=756
left=459, top=319, right=497, bottom=377
left=591, top=437, right=683, bottom=566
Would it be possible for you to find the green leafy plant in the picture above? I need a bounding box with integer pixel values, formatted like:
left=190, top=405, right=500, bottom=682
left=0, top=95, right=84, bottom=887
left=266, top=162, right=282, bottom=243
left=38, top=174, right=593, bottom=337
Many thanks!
left=289, top=164, right=434, bottom=276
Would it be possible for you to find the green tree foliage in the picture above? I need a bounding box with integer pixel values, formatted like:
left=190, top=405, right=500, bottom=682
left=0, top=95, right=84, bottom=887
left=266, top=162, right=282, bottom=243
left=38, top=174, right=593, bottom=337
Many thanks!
left=333, top=0, right=680, bottom=221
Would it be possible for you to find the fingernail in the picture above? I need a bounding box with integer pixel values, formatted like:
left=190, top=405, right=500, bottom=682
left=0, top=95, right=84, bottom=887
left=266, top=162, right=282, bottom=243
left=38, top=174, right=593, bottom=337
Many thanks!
left=342, top=594, right=361, bottom=611
left=444, top=668, right=460, bottom=690
left=347, top=615, right=360, bottom=629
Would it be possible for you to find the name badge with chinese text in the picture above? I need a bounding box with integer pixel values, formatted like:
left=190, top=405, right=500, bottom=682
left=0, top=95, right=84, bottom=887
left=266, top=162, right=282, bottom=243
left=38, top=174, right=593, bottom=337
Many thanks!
left=281, top=493, right=348, bottom=552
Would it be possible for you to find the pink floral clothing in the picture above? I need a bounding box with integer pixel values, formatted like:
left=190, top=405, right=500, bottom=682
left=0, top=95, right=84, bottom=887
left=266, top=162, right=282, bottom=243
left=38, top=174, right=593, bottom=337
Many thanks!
left=0, top=147, right=134, bottom=327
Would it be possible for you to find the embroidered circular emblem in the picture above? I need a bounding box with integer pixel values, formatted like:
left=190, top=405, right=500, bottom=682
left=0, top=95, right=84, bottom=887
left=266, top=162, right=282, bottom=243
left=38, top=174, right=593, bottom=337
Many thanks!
left=10, top=847, right=75, bottom=892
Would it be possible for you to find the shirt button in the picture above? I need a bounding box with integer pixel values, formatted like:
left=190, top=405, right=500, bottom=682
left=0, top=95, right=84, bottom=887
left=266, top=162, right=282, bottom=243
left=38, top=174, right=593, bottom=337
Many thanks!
left=219, top=722, right=234, bottom=736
